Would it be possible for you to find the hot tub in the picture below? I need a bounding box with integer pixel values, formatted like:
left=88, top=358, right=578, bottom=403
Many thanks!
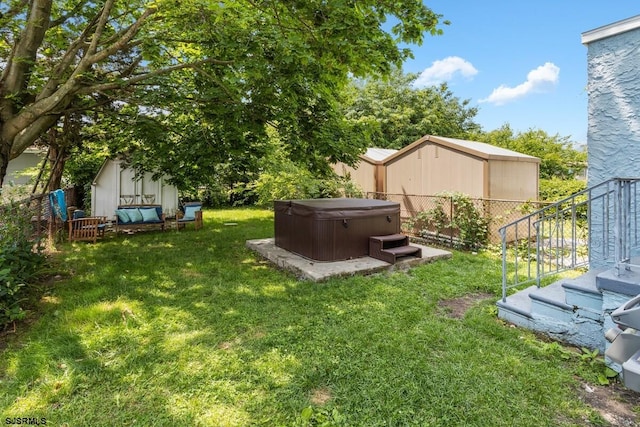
left=274, top=198, right=400, bottom=261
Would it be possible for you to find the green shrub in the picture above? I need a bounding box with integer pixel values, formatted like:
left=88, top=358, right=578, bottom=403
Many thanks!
left=449, top=193, right=491, bottom=249
left=409, top=192, right=490, bottom=250
left=539, top=178, right=588, bottom=225
left=250, top=165, right=361, bottom=208
left=0, top=201, right=46, bottom=327
left=539, top=178, right=586, bottom=202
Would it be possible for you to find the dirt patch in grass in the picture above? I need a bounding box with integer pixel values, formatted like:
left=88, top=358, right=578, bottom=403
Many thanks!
left=578, top=381, right=638, bottom=427
left=310, top=387, right=332, bottom=406
left=440, top=293, right=639, bottom=427
left=439, top=292, right=494, bottom=319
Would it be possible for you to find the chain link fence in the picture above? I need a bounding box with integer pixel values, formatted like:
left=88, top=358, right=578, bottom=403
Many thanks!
left=366, top=192, right=550, bottom=248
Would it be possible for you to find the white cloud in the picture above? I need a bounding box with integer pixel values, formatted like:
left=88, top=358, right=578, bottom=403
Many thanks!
left=413, top=56, right=478, bottom=87
left=480, top=62, right=560, bottom=106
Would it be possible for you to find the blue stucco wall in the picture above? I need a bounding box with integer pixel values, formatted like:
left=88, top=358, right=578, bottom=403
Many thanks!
left=587, top=27, right=640, bottom=187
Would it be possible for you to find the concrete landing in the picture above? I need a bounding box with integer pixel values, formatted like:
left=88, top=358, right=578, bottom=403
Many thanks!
left=246, top=238, right=452, bottom=282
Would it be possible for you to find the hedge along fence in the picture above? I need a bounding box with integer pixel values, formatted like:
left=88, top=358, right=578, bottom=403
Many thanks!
left=366, top=192, right=551, bottom=249
left=0, top=188, right=76, bottom=328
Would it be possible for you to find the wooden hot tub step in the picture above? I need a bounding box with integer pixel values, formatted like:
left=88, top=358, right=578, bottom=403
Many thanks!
left=369, top=234, right=422, bottom=264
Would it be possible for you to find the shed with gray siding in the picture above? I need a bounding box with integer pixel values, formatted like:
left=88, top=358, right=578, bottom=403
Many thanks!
left=6, top=147, right=46, bottom=186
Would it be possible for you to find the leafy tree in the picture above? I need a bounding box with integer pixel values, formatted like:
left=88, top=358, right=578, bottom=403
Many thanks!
left=0, top=0, right=445, bottom=188
left=249, top=130, right=362, bottom=207
left=539, top=177, right=587, bottom=202
left=343, top=68, right=481, bottom=149
left=472, top=125, right=587, bottom=180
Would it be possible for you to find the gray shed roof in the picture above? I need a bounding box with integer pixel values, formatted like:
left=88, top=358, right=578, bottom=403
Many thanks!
left=383, top=135, right=540, bottom=164
left=362, top=147, right=398, bottom=162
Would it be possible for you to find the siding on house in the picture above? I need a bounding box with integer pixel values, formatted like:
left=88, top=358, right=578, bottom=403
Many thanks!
left=6, top=148, right=46, bottom=186
left=582, top=15, right=640, bottom=187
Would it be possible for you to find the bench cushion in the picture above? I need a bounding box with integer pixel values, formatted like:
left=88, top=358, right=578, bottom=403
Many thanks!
left=128, top=208, right=143, bottom=223
left=115, top=206, right=164, bottom=231
left=140, top=207, right=160, bottom=222
left=115, top=209, right=131, bottom=223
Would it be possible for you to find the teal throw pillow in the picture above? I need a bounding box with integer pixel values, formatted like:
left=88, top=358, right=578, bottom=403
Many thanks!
left=140, top=208, right=160, bottom=222
left=128, top=208, right=144, bottom=223
left=183, top=205, right=201, bottom=220
left=115, top=209, right=130, bottom=223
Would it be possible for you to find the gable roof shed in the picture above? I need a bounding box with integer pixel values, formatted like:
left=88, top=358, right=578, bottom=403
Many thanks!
left=334, top=135, right=540, bottom=201
left=331, top=147, right=398, bottom=194
left=91, top=158, right=179, bottom=219
left=383, top=135, right=539, bottom=200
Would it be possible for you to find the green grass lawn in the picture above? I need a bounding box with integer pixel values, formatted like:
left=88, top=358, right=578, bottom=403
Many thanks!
left=0, top=208, right=618, bottom=426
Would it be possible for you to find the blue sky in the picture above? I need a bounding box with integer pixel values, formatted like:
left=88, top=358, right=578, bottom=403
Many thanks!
left=400, top=1, right=639, bottom=145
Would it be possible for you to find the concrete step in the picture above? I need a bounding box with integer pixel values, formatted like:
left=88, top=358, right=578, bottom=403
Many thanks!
left=497, top=280, right=605, bottom=350
left=529, top=280, right=573, bottom=322
left=496, top=285, right=536, bottom=329
left=597, top=267, right=640, bottom=297
left=562, top=269, right=606, bottom=320
left=496, top=263, right=640, bottom=353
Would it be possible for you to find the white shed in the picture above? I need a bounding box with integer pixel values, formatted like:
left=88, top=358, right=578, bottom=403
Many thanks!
left=91, top=159, right=179, bottom=219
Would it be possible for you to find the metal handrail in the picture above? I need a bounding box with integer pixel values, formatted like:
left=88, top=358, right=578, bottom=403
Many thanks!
left=500, top=178, right=640, bottom=302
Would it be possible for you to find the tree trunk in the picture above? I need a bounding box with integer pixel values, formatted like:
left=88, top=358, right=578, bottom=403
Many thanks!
left=0, top=136, right=12, bottom=189
left=47, top=142, right=66, bottom=192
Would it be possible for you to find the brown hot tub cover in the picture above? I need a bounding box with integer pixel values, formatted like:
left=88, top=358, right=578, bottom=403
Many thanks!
left=274, top=198, right=400, bottom=261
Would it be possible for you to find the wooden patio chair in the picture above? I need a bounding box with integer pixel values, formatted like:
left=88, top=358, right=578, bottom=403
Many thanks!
left=177, top=201, right=203, bottom=231
left=68, top=210, right=107, bottom=243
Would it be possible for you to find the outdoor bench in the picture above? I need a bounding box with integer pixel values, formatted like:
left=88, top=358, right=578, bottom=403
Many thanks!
left=114, top=204, right=166, bottom=234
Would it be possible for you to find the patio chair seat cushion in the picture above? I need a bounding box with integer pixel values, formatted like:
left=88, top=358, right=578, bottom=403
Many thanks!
left=183, top=205, right=201, bottom=220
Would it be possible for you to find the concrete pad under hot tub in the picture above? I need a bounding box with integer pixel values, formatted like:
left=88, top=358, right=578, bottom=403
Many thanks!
left=246, top=237, right=451, bottom=282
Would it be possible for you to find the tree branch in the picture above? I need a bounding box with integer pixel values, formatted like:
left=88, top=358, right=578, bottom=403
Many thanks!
left=87, top=6, right=156, bottom=65
left=76, top=57, right=234, bottom=94
left=11, top=114, right=60, bottom=158
left=0, top=0, right=29, bottom=22
left=49, top=0, right=89, bottom=28
left=86, top=0, right=115, bottom=58
left=2, top=0, right=52, bottom=96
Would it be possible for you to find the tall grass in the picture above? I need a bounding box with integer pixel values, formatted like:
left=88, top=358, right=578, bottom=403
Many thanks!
left=0, top=209, right=617, bottom=426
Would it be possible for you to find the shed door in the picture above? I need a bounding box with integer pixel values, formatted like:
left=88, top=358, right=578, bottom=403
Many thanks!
left=119, top=167, right=139, bottom=205
left=139, top=172, right=161, bottom=204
